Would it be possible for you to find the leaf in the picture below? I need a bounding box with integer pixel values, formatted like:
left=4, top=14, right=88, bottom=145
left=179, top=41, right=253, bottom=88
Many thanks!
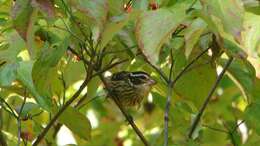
left=32, top=36, right=69, bottom=100
left=194, top=6, right=247, bottom=60
left=58, top=106, right=91, bottom=140
left=16, top=61, right=52, bottom=111
left=18, top=102, right=41, bottom=118
left=0, top=31, right=25, bottom=63
left=244, top=101, right=260, bottom=135
left=98, top=11, right=139, bottom=50
left=135, top=1, right=189, bottom=64
left=71, top=0, right=108, bottom=27
left=32, top=0, right=54, bottom=18
left=11, top=0, right=33, bottom=40
left=184, top=18, right=207, bottom=58
left=241, top=12, right=260, bottom=59
left=218, top=58, right=256, bottom=100
left=200, top=0, right=244, bottom=38
left=174, top=48, right=217, bottom=107
left=0, top=63, right=18, bottom=86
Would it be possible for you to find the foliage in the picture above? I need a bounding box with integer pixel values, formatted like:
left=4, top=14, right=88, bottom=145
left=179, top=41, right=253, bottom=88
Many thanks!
left=0, top=0, right=260, bottom=146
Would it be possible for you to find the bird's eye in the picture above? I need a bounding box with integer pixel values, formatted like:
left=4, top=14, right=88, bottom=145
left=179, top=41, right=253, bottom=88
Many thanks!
left=130, top=77, right=143, bottom=85
left=138, top=75, right=147, bottom=80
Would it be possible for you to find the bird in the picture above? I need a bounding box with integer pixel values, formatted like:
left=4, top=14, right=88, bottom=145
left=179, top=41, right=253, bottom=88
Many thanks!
left=106, top=71, right=156, bottom=107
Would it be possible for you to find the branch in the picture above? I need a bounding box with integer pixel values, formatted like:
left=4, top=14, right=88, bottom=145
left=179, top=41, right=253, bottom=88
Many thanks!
left=17, top=92, right=27, bottom=146
left=98, top=75, right=150, bottom=146
left=146, top=61, right=169, bottom=83
left=188, top=57, right=233, bottom=138
left=172, top=47, right=210, bottom=85
left=164, top=50, right=174, bottom=146
left=0, top=97, right=18, bottom=118
left=202, top=124, right=228, bottom=133
left=32, top=76, right=91, bottom=146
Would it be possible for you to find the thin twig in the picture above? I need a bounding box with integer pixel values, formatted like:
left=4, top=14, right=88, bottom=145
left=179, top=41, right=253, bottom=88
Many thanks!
left=232, top=120, right=245, bottom=133
left=172, top=47, right=210, bottom=85
left=91, top=59, right=129, bottom=78
left=188, top=57, right=234, bottom=138
left=202, top=124, right=228, bottom=133
left=32, top=76, right=91, bottom=146
left=98, top=75, right=150, bottom=146
left=164, top=49, right=174, bottom=146
left=17, top=93, right=27, bottom=146
left=0, top=97, right=18, bottom=118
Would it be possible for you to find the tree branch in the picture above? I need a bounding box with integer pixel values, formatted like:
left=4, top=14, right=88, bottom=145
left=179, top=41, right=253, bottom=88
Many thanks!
left=98, top=75, right=150, bottom=146
left=188, top=57, right=233, bottom=138
left=32, top=76, right=92, bottom=146
left=164, top=50, right=174, bottom=146
left=17, top=91, right=27, bottom=146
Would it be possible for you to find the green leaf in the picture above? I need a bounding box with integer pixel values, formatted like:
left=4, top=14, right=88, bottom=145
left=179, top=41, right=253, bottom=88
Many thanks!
left=184, top=18, right=207, bottom=58
left=0, top=31, right=25, bottom=63
left=218, top=58, right=256, bottom=100
left=135, top=1, right=189, bottom=64
left=58, top=106, right=91, bottom=140
left=32, top=36, right=69, bottom=101
left=18, top=102, right=41, bottom=118
left=16, top=61, right=52, bottom=111
left=0, top=63, right=18, bottom=86
left=200, top=0, right=244, bottom=38
left=222, top=36, right=247, bottom=59
left=11, top=0, right=33, bottom=40
left=72, top=0, right=108, bottom=27
left=241, top=12, right=260, bottom=58
left=174, top=49, right=217, bottom=107
left=194, top=5, right=247, bottom=60
left=98, top=11, right=139, bottom=50
left=244, top=101, right=260, bottom=135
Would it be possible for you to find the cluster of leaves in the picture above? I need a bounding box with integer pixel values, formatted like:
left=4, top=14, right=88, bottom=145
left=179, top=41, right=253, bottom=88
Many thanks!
left=0, top=0, right=260, bottom=146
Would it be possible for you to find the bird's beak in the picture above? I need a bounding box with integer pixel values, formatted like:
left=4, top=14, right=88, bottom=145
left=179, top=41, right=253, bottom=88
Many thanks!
left=149, top=79, right=157, bottom=85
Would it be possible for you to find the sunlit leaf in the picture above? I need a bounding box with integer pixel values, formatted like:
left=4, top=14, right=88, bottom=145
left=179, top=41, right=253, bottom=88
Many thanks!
left=136, top=1, right=190, bottom=64
left=200, top=0, right=244, bottom=38
left=241, top=12, right=260, bottom=58
left=98, top=11, right=140, bottom=50
left=71, top=0, right=108, bottom=27
left=16, top=61, right=52, bottom=111
left=184, top=18, right=207, bottom=58
left=32, top=36, right=69, bottom=102
left=0, top=31, right=25, bottom=63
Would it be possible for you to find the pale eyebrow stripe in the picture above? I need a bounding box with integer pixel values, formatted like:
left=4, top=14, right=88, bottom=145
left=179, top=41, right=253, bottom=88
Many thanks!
left=130, top=73, right=149, bottom=78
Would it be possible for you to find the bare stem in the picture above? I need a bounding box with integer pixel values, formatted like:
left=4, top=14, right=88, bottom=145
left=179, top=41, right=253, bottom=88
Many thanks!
left=164, top=50, right=174, bottom=146
left=188, top=57, right=233, bottom=138
left=17, top=93, right=27, bottom=146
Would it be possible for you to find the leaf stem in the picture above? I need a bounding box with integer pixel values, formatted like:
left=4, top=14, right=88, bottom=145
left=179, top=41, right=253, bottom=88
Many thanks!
left=17, top=91, right=27, bottom=146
